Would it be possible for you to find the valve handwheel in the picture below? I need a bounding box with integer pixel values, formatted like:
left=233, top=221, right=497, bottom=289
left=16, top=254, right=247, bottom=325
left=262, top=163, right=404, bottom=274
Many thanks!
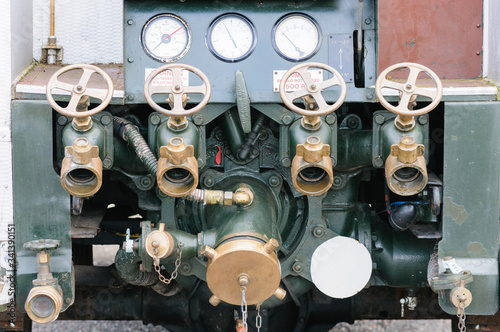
left=375, top=62, right=443, bottom=117
left=144, top=64, right=211, bottom=117
left=46, top=64, right=114, bottom=118
left=279, top=62, right=347, bottom=117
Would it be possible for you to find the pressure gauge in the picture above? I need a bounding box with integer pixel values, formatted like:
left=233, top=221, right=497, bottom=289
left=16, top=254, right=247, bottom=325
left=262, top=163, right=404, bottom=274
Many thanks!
left=141, top=14, right=192, bottom=63
left=206, top=14, right=257, bottom=62
left=272, top=13, right=321, bottom=62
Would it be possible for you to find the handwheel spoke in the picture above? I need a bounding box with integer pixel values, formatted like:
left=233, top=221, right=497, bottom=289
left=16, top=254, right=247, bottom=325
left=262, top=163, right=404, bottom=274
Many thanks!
left=318, top=76, right=341, bottom=90
left=184, top=84, right=206, bottom=94
left=171, top=68, right=184, bottom=88
left=51, top=79, right=75, bottom=93
left=296, top=67, right=314, bottom=87
left=414, top=87, right=436, bottom=100
left=150, top=84, right=172, bottom=95
left=77, top=68, right=95, bottom=90
left=171, top=93, right=185, bottom=112
left=287, top=89, right=309, bottom=101
left=380, top=79, right=405, bottom=92
left=406, top=67, right=422, bottom=86
left=397, top=92, right=413, bottom=111
left=66, top=94, right=82, bottom=113
left=312, top=92, right=329, bottom=110
left=85, top=88, right=109, bottom=101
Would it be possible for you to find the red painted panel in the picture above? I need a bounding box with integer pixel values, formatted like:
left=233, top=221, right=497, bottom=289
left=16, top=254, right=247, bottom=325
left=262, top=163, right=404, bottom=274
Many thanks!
left=378, top=0, right=483, bottom=79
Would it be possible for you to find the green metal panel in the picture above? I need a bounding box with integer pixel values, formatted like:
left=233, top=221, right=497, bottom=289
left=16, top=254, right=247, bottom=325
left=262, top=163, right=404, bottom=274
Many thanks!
left=439, top=101, right=500, bottom=315
left=12, top=100, right=74, bottom=312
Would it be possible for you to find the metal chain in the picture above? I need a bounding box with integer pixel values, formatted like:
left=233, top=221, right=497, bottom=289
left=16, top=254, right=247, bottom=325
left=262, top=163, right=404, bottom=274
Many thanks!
left=153, top=243, right=183, bottom=285
left=241, top=287, right=248, bottom=331
left=457, top=301, right=466, bottom=332
left=256, top=303, right=262, bottom=332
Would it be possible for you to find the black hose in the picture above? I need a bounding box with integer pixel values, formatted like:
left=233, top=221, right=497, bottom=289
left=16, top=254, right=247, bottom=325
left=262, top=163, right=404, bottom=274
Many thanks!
left=113, top=117, right=157, bottom=176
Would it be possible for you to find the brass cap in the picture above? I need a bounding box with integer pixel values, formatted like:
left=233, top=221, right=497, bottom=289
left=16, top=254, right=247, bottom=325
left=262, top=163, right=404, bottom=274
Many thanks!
left=25, top=285, right=63, bottom=324
left=145, top=223, right=175, bottom=260
left=203, top=238, right=281, bottom=306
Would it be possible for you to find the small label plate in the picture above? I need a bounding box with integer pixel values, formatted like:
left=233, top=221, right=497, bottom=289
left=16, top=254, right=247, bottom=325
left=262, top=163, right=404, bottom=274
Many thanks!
left=145, top=68, right=190, bottom=87
left=273, top=70, right=323, bottom=92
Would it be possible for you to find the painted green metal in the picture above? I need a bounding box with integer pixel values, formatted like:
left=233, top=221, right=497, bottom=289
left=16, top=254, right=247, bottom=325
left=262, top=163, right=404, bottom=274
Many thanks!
left=12, top=100, right=74, bottom=313
left=288, top=119, right=335, bottom=162
left=154, top=119, right=200, bottom=156
left=439, top=101, right=500, bottom=315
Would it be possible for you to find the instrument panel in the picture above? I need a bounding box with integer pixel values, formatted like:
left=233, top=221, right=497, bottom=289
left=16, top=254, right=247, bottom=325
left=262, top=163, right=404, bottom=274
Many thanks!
left=124, top=0, right=376, bottom=104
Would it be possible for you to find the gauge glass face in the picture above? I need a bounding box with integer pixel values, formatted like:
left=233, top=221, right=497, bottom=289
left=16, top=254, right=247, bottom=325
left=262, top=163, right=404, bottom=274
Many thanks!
left=207, top=14, right=257, bottom=62
left=273, top=14, right=321, bottom=62
left=142, top=14, right=191, bottom=62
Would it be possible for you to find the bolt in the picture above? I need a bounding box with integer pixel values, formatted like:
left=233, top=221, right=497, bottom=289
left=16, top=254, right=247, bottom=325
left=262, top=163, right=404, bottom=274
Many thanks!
left=406, top=83, right=413, bottom=89
left=269, top=176, right=281, bottom=187
left=180, top=263, right=191, bottom=274
left=418, top=115, right=429, bottom=125
left=127, top=19, right=134, bottom=25
left=333, top=177, right=342, bottom=187
left=310, top=84, right=317, bottom=90
left=374, top=114, right=385, bottom=125
left=139, top=263, right=143, bottom=271
left=174, top=85, right=181, bottom=91
left=312, top=226, right=325, bottom=238
left=282, top=114, right=293, bottom=125
left=103, top=157, right=112, bottom=169
left=127, top=94, right=135, bottom=101
left=127, top=57, right=134, bottom=63
left=476, top=51, right=481, bottom=56
left=140, top=176, right=152, bottom=188
left=476, top=24, right=481, bottom=28
left=57, top=116, right=68, bottom=126
left=373, top=156, right=384, bottom=168
left=251, top=148, right=259, bottom=156
left=150, top=114, right=161, bottom=125
left=347, top=116, right=359, bottom=129
left=100, top=114, right=111, bottom=126
left=193, top=114, right=204, bottom=125
left=281, top=157, right=291, bottom=168
left=369, top=76, right=373, bottom=80
left=65, top=298, right=72, bottom=304
left=75, top=85, right=83, bottom=93
left=365, top=18, right=372, bottom=25
left=366, top=93, right=373, bottom=100
left=215, top=130, right=224, bottom=141
left=204, top=176, right=214, bottom=187
left=325, top=114, right=336, bottom=125
left=292, top=262, right=303, bottom=273
left=238, top=274, right=250, bottom=286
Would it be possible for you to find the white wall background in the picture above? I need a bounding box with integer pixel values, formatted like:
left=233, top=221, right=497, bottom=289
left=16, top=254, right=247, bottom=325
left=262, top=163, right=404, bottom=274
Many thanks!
left=485, top=0, right=500, bottom=83
left=32, top=0, right=123, bottom=64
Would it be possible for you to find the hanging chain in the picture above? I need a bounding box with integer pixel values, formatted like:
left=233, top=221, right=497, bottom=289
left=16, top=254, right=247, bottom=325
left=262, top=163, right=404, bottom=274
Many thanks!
left=457, top=301, right=466, bottom=332
left=256, top=303, right=262, bottom=332
left=153, top=243, right=183, bottom=285
left=241, top=287, right=248, bottom=331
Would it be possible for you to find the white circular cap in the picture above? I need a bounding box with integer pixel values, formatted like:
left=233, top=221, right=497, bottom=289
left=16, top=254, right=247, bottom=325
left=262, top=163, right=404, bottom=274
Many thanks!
left=311, top=236, right=372, bottom=299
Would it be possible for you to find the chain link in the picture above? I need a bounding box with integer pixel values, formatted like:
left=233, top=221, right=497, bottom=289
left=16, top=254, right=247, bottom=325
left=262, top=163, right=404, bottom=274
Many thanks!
left=256, top=303, right=262, bottom=332
left=241, top=287, right=248, bottom=331
left=457, top=301, right=466, bottom=332
left=153, top=243, right=183, bottom=285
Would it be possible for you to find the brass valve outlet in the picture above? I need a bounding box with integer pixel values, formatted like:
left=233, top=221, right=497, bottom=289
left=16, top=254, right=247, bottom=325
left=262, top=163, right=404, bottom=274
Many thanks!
left=145, top=223, right=175, bottom=260
left=200, top=238, right=285, bottom=306
left=157, top=137, right=199, bottom=197
left=61, top=137, right=103, bottom=197
left=25, top=251, right=63, bottom=324
left=385, top=136, right=428, bottom=196
left=292, top=136, right=333, bottom=196
left=187, top=187, right=254, bottom=207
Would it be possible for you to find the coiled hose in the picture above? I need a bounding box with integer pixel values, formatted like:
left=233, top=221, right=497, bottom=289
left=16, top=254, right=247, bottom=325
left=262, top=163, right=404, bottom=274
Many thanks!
left=113, top=117, right=157, bottom=176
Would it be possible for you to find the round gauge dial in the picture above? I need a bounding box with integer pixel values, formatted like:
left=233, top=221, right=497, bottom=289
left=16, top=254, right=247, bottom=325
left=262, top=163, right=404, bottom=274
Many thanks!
left=141, top=14, right=192, bottom=63
left=272, top=14, right=321, bottom=62
left=206, top=14, right=257, bottom=62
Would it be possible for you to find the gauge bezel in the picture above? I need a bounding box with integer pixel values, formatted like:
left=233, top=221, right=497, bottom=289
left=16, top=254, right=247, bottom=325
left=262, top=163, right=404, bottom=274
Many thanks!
left=206, top=13, right=258, bottom=63
left=272, top=13, right=322, bottom=62
left=141, top=13, right=192, bottom=63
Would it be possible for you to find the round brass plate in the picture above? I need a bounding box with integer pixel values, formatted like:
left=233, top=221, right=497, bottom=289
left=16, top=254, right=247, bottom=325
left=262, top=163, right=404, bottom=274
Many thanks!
left=205, top=239, right=281, bottom=305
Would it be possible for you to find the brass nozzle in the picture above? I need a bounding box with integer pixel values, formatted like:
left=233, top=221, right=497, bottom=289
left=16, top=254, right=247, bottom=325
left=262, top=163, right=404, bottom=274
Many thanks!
left=157, top=137, right=199, bottom=197
left=385, top=136, right=428, bottom=196
left=292, top=136, right=333, bottom=196
left=61, top=137, right=103, bottom=197
left=25, top=285, right=63, bottom=323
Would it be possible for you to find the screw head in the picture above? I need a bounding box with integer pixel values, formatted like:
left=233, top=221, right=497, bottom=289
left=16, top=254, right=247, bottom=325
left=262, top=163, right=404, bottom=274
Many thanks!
left=193, top=114, right=204, bottom=125
left=374, top=114, right=385, bottom=125
left=269, top=176, right=281, bottom=187
left=282, top=114, right=293, bottom=125
left=312, top=226, right=325, bottom=238
left=103, top=157, right=113, bottom=169
left=100, top=115, right=111, bottom=126
left=292, top=262, right=303, bottom=273
left=150, top=114, right=161, bottom=125
left=281, top=158, right=291, bottom=168
left=366, top=93, right=373, bottom=100
left=204, top=176, right=214, bottom=187
left=127, top=19, right=134, bottom=25
left=333, top=177, right=342, bottom=187
left=373, top=156, right=384, bottom=168
left=127, top=57, right=134, bottom=63
left=325, top=114, right=336, bottom=125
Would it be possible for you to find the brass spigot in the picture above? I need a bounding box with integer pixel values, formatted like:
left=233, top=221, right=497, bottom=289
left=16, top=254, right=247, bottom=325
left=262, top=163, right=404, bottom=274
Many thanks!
left=61, top=137, right=103, bottom=197
left=291, top=136, right=333, bottom=196
left=157, top=137, right=199, bottom=197
left=385, top=136, right=428, bottom=196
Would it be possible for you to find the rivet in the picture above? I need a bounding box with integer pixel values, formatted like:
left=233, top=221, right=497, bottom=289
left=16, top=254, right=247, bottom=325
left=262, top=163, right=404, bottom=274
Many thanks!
left=127, top=19, right=134, bottom=25
left=325, top=114, right=336, bottom=125
left=127, top=57, right=134, bottom=63
left=374, top=114, right=385, bottom=125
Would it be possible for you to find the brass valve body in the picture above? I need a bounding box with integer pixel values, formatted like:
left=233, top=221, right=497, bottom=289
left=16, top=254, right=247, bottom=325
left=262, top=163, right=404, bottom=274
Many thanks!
left=201, top=238, right=284, bottom=306
left=157, top=137, right=199, bottom=197
left=292, top=136, right=333, bottom=196
left=61, top=137, right=103, bottom=197
left=385, top=136, right=428, bottom=196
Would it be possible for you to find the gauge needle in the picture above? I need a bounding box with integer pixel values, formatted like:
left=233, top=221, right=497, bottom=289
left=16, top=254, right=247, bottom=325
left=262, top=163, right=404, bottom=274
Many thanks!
left=223, top=24, right=238, bottom=49
left=282, top=32, right=305, bottom=57
left=164, top=26, right=183, bottom=41
left=152, top=26, right=184, bottom=51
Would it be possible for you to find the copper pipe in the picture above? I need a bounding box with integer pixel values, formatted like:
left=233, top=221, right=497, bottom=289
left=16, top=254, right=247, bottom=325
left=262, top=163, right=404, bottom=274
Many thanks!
left=50, top=0, right=55, bottom=37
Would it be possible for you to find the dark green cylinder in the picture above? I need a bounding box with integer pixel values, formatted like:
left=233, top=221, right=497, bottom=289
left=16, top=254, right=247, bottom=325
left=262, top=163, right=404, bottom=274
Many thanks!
left=62, top=122, right=106, bottom=160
